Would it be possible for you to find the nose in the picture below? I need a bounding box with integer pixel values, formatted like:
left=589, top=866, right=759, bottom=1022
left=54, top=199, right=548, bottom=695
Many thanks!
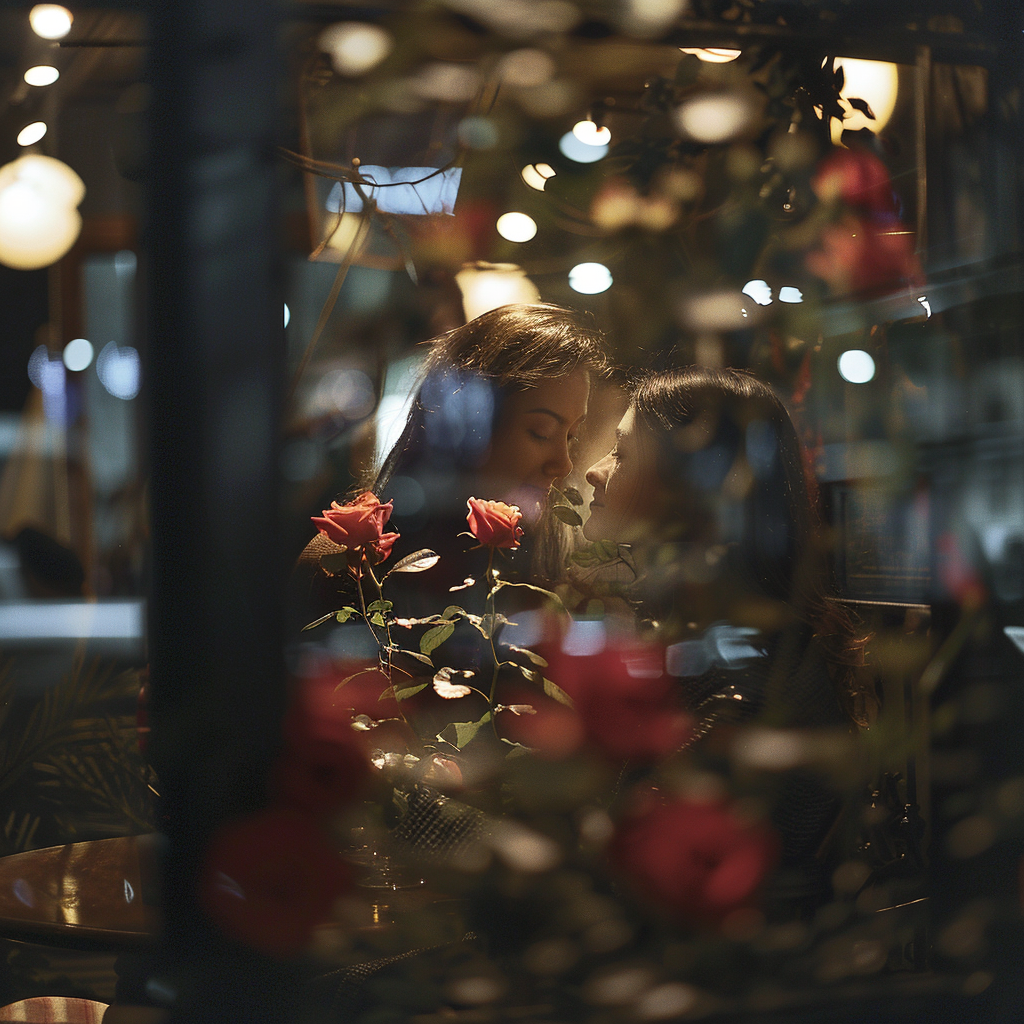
left=544, top=435, right=574, bottom=481
left=585, top=454, right=610, bottom=491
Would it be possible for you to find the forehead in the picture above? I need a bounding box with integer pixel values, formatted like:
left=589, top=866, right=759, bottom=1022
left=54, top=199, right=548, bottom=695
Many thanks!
left=505, top=369, right=590, bottom=419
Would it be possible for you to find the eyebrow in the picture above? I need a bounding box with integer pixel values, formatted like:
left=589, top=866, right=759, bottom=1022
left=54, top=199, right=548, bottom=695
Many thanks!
left=525, top=407, right=583, bottom=425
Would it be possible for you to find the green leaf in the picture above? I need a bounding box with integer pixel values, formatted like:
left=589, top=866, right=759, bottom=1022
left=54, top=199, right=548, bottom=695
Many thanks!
left=562, top=486, right=584, bottom=506
left=384, top=549, right=440, bottom=576
left=551, top=504, right=584, bottom=527
left=508, top=644, right=548, bottom=668
left=469, top=612, right=511, bottom=640
left=366, top=600, right=393, bottom=614
left=398, top=649, right=434, bottom=666
left=300, top=611, right=335, bottom=632
left=500, top=738, right=533, bottom=759
left=393, top=682, right=429, bottom=701
left=336, top=666, right=381, bottom=689
left=420, top=620, right=455, bottom=655
left=509, top=662, right=540, bottom=683
left=543, top=678, right=575, bottom=708
left=319, top=552, right=351, bottom=575
left=336, top=606, right=359, bottom=623
left=437, top=712, right=492, bottom=750
left=491, top=580, right=566, bottom=615
left=441, top=604, right=466, bottom=620
left=369, top=612, right=386, bottom=627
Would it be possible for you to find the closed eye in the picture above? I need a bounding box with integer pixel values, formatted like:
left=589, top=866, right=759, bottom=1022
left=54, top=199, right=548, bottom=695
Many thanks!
left=528, top=430, right=550, bottom=442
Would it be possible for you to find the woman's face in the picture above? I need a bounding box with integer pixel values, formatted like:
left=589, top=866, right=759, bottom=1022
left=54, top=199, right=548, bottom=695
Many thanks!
left=583, top=406, right=666, bottom=543
left=477, top=368, right=590, bottom=523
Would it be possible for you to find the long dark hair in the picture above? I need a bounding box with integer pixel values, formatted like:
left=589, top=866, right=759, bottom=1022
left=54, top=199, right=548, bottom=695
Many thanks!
left=370, top=303, right=607, bottom=579
left=630, top=366, right=870, bottom=721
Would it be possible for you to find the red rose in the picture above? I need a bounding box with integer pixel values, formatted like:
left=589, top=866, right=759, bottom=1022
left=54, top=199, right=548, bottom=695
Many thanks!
left=312, top=492, right=393, bottom=549
left=200, top=806, right=350, bottom=957
left=806, top=214, right=923, bottom=298
left=610, top=797, right=779, bottom=925
left=271, top=686, right=372, bottom=816
left=369, top=530, right=399, bottom=565
left=545, top=642, right=692, bottom=762
left=466, top=497, right=523, bottom=549
left=812, top=148, right=899, bottom=217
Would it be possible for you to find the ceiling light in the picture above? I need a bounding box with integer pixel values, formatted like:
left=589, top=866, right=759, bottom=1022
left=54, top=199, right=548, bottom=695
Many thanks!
left=24, top=66, right=60, bottom=87
left=17, top=122, right=47, bottom=147
left=29, top=5, right=72, bottom=40
left=837, top=349, right=875, bottom=384
left=568, top=262, right=612, bottom=295
left=496, top=212, right=538, bottom=242
left=521, top=163, right=556, bottom=191
left=559, top=131, right=607, bottom=164
left=572, top=120, right=611, bottom=146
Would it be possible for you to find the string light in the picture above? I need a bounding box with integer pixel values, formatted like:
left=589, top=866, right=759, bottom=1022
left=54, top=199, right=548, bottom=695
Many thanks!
left=679, top=47, right=741, bottom=63
left=521, top=163, right=556, bottom=191
left=496, top=212, right=537, bottom=242
left=29, top=5, right=72, bottom=40
left=24, top=66, right=60, bottom=87
left=17, top=122, right=47, bottom=147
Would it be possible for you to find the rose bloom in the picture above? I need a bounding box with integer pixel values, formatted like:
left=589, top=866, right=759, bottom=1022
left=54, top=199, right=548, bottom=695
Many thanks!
left=200, top=806, right=350, bottom=957
left=312, top=492, right=393, bottom=549
left=812, top=148, right=899, bottom=217
left=466, top=497, right=524, bottom=549
left=544, top=643, right=692, bottom=762
left=610, top=797, right=780, bottom=925
left=806, top=214, right=923, bottom=297
left=270, top=693, right=371, bottom=817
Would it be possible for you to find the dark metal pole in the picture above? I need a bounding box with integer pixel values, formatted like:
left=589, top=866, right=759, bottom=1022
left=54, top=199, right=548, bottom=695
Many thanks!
left=146, top=0, right=289, bottom=1016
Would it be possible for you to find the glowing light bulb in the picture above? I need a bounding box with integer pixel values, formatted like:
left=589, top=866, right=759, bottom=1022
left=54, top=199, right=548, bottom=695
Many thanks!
left=496, top=212, right=537, bottom=243
left=837, top=349, right=875, bottom=384
left=521, top=163, right=556, bottom=191
left=778, top=286, right=803, bottom=303
left=830, top=57, right=899, bottom=145
left=29, top=5, right=72, bottom=40
left=319, top=22, right=392, bottom=77
left=679, top=47, right=742, bottom=63
left=63, top=338, right=94, bottom=372
left=572, top=120, right=611, bottom=146
left=568, top=262, right=612, bottom=295
left=24, top=66, right=59, bottom=87
left=17, top=122, right=47, bottom=147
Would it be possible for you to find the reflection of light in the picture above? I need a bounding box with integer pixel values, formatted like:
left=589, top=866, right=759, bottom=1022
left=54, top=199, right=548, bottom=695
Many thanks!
left=413, top=63, right=480, bottom=102
left=779, top=286, right=803, bottom=303
left=838, top=349, right=875, bottom=384
left=124, top=879, right=135, bottom=903
left=496, top=212, right=537, bottom=242
left=742, top=279, right=772, bottom=306
left=0, top=600, right=144, bottom=642
left=684, top=291, right=753, bottom=331
left=558, top=131, right=607, bottom=163
left=675, top=94, right=751, bottom=143
left=457, top=116, right=499, bottom=150
left=497, top=49, right=554, bottom=88
left=310, top=368, right=375, bottom=420
left=24, top=66, right=59, bottom=87
left=521, top=163, right=556, bottom=190
left=918, top=295, right=931, bottom=318
left=14, top=879, right=34, bottom=907
left=561, top=619, right=606, bottom=657
left=830, top=57, right=899, bottom=145
left=572, top=120, right=611, bottom=146
left=568, top=262, right=612, bottom=294
left=28, top=345, right=66, bottom=421
left=29, top=5, right=73, bottom=40
left=17, top=122, right=47, bottom=147
left=318, top=22, right=392, bottom=76
left=679, top=47, right=741, bottom=63
left=456, top=262, right=540, bottom=321
left=283, top=303, right=291, bottom=328
left=114, top=249, right=136, bottom=276
left=63, top=337, right=93, bottom=372
left=326, top=166, right=461, bottom=215
left=96, top=342, right=141, bottom=400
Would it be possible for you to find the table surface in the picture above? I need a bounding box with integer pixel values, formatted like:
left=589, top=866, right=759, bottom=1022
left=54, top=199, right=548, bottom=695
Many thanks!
left=0, top=835, right=161, bottom=949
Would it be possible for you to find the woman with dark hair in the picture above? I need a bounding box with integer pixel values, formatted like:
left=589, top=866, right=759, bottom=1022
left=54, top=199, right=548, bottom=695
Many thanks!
left=292, top=302, right=606, bottom=627
left=582, top=366, right=870, bottom=913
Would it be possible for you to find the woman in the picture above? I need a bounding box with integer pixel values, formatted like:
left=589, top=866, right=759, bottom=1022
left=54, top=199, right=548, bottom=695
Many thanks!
left=291, top=303, right=605, bottom=629
left=582, top=366, right=870, bottom=912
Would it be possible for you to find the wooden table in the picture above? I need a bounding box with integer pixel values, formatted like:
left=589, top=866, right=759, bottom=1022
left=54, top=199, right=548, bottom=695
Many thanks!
left=0, top=835, right=161, bottom=949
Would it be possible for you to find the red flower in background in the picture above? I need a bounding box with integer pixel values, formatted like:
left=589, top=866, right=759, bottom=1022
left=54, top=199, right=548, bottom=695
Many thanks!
left=812, top=148, right=899, bottom=217
left=610, top=797, right=779, bottom=926
left=515, top=641, right=691, bottom=762
left=466, top=498, right=523, bottom=549
left=200, top=806, right=350, bottom=958
left=312, top=492, right=393, bottom=549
